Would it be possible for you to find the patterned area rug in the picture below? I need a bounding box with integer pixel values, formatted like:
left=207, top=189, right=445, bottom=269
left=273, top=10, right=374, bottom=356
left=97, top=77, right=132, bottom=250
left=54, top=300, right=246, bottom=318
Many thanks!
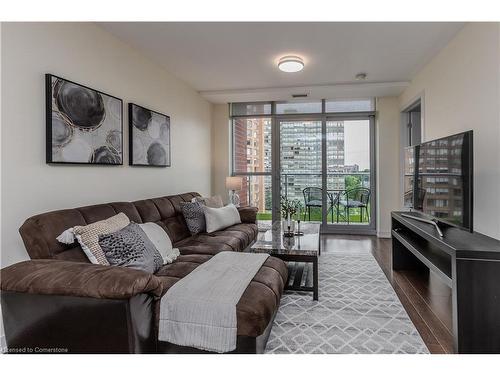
left=265, top=252, right=429, bottom=354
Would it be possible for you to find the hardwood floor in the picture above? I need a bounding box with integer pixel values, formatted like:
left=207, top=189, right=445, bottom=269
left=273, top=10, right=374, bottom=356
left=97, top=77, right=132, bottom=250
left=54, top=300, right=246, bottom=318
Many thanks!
left=320, top=234, right=454, bottom=354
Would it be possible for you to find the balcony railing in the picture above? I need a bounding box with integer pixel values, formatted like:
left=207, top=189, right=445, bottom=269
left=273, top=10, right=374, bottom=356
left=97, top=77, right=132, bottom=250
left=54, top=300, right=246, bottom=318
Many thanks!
left=241, top=172, right=371, bottom=224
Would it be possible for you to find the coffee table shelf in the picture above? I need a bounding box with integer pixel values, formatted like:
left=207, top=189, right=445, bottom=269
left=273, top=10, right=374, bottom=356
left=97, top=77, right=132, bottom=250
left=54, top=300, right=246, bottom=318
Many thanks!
left=287, top=262, right=315, bottom=290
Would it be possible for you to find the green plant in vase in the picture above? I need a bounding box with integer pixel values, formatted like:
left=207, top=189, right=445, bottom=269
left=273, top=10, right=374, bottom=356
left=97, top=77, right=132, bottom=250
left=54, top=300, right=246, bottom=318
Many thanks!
left=280, top=196, right=303, bottom=235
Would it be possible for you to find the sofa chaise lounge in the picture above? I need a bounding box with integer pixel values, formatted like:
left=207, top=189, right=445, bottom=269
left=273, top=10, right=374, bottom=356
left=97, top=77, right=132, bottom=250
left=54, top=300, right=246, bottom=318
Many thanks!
left=0, top=192, right=287, bottom=353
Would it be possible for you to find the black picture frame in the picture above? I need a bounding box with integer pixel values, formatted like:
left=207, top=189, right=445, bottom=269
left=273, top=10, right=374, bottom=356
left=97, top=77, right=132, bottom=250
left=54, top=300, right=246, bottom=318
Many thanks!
left=45, top=74, right=123, bottom=165
left=128, top=103, right=171, bottom=167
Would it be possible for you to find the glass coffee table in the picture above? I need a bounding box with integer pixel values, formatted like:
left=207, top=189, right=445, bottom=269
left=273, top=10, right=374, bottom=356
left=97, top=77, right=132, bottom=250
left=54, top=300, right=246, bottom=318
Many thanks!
left=249, top=222, right=320, bottom=300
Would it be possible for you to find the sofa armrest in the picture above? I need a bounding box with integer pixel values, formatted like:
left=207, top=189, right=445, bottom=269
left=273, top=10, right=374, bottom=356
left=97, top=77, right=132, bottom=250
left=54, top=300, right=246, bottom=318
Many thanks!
left=237, top=206, right=258, bottom=224
left=0, top=259, right=165, bottom=300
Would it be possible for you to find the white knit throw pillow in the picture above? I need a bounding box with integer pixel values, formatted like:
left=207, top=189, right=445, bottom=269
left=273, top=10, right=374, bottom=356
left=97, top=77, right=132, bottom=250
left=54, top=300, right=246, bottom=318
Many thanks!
left=203, top=204, right=241, bottom=233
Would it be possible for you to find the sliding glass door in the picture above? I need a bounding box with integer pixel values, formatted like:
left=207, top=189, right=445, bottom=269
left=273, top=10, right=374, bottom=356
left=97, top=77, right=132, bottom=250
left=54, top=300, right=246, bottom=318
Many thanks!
left=324, top=118, right=374, bottom=232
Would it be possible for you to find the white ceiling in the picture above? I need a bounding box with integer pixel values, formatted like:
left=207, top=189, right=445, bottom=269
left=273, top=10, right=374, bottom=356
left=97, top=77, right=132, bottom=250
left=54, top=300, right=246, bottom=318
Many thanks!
left=99, top=22, right=465, bottom=103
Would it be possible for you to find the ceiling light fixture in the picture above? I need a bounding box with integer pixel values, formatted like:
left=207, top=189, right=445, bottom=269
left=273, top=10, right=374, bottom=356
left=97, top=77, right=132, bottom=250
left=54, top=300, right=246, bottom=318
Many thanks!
left=278, top=56, right=304, bottom=73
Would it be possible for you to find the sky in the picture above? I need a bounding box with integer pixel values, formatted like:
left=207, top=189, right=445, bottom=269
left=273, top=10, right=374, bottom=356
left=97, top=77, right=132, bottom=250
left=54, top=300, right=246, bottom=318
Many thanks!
left=343, top=120, right=370, bottom=170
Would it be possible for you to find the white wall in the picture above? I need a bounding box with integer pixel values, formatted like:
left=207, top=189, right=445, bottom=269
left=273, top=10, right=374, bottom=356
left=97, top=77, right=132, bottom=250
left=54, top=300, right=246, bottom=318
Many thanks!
left=1, top=23, right=213, bottom=267
left=399, top=22, right=500, bottom=240
left=376, top=97, right=401, bottom=237
left=211, top=104, right=231, bottom=203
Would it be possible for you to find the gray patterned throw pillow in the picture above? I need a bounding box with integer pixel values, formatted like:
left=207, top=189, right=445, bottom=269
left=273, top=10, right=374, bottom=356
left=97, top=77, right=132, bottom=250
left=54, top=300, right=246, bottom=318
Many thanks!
left=98, top=223, right=163, bottom=273
left=180, top=201, right=206, bottom=235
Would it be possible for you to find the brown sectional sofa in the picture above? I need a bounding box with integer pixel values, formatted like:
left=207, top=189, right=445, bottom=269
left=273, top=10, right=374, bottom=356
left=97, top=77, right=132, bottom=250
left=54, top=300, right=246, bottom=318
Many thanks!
left=0, top=192, right=287, bottom=353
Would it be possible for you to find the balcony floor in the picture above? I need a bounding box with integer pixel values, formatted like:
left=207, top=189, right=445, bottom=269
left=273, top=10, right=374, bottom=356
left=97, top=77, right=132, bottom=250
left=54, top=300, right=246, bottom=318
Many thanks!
left=256, top=206, right=371, bottom=227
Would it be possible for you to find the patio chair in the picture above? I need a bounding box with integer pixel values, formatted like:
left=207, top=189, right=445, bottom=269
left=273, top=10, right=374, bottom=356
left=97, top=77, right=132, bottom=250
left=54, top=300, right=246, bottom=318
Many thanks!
left=302, top=187, right=322, bottom=221
left=338, top=187, right=371, bottom=223
left=302, top=187, right=335, bottom=221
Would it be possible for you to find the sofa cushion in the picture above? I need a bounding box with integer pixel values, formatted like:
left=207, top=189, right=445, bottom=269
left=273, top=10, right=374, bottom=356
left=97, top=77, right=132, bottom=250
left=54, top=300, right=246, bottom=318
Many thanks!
left=72, top=212, right=130, bottom=265
left=192, top=195, right=224, bottom=208
left=173, top=223, right=257, bottom=255
left=139, top=222, right=179, bottom=264
left=180, top=201, right=206, bottom=235
left=210, top=223, right=258, bottom=248
left=203, top=204, right=241, bottom=233
left=0, top=259, right=166, bottom=299
left=154, top=254, right=287, bottom=337
left=236, top=206, right=258, bottom=224
left=99, top=223, right=163, bottom=273
left=191, top=234, right=242, bottom=252
left=19, top=209, right=89, bottom=261
left=175, top=241, right=234, bottom=256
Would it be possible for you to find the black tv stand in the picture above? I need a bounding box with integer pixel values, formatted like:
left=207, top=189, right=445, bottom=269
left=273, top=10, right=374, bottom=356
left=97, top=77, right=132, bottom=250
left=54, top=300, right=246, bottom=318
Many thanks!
left=391, top=211, right=500, bottom=353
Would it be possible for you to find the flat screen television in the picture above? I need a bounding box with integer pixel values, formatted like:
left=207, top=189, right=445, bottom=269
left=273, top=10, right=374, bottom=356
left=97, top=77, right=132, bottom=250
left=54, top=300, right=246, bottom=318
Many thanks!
left=404, top=131, right=473, bottom=232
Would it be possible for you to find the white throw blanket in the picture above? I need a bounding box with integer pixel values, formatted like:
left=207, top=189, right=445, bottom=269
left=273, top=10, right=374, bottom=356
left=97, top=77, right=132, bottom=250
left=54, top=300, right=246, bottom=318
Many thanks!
left=158, top=251, right=270, bottom=353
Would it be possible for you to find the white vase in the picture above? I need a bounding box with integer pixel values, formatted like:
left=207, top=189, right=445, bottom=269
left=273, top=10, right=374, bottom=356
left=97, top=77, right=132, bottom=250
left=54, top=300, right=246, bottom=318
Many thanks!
left=282, top=219, right=295, bottom=234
